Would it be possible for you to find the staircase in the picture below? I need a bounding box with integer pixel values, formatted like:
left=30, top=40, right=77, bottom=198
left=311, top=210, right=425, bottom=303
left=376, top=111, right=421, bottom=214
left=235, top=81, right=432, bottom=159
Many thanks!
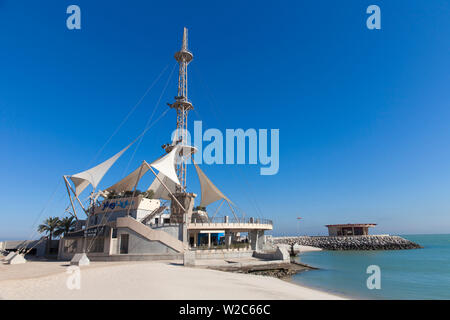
left=141, top=206, right=167, bottom=225
left=116, top=216, right=187, bottom=253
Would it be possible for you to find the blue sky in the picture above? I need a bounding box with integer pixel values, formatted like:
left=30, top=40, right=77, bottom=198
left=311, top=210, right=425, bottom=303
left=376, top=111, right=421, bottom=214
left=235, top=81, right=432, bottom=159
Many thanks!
left=0, top=1, right=449, bottom=240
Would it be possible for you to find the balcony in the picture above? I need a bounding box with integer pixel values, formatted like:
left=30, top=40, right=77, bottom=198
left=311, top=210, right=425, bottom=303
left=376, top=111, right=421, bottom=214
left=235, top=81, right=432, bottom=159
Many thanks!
left=188, top=217, right=273, bottom=231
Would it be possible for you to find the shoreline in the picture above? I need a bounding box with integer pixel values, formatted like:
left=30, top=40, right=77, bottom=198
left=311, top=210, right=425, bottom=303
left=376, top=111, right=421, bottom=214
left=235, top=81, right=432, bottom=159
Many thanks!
left=283, top=275, right=353, bottom=300
left=0, top=259, right=346, bottom=300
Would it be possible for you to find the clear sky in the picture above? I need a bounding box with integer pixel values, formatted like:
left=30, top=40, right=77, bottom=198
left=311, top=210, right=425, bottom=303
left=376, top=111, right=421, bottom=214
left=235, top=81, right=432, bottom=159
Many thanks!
left=0, top=1, right=449, bottom=240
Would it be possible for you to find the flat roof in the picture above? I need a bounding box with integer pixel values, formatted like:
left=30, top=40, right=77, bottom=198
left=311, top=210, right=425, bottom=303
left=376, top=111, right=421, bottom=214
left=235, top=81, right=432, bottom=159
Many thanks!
left=325, top=223, right=377, bottom=228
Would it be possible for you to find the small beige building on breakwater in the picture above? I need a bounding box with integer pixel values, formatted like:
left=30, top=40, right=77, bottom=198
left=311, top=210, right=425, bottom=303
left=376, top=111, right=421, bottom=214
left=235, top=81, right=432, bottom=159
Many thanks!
left=326, top=223, right=377, bottom=236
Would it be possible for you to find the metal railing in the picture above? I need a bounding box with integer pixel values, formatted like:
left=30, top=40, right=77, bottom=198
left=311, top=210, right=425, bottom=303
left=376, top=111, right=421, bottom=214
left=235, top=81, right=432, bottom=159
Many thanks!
left=190, top=217, right=273, bottom=225
left=192, top=242, right=251, bottom=251
left=149, top=222, right=180, bottom=228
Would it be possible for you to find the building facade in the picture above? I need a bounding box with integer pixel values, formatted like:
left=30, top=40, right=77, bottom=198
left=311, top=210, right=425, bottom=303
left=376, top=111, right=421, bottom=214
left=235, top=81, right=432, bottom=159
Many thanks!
left=325, top=223, right=377, bottom=236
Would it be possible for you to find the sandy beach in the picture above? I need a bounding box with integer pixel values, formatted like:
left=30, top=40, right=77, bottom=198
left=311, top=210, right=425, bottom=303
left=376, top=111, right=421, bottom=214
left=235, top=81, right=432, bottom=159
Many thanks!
left=0, top=258, right=343, bottom=300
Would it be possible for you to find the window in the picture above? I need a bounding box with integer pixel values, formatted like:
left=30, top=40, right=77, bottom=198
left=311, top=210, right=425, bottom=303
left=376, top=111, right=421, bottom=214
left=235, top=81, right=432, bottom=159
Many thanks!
left=120, top=234, right=129, bottom=254
left=163, top=218, right=170, bottom=224
left=342, top=227, right=353, bottom=235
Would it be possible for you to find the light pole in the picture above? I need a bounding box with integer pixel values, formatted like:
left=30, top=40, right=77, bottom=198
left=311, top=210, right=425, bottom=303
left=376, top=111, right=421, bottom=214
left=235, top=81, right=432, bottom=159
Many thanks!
left=297, top=217, right=302, bottom=235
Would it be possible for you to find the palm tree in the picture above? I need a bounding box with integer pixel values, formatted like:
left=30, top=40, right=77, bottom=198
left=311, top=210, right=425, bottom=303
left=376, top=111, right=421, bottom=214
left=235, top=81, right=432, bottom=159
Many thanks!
left=38, top=217, right=61, bottom=254
left=55, top=216, right=76, bottom=237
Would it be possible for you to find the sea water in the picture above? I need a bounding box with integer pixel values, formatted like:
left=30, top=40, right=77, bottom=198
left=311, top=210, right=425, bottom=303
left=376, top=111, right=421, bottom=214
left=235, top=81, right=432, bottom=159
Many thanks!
left=291, top=234, right=450, bottom=299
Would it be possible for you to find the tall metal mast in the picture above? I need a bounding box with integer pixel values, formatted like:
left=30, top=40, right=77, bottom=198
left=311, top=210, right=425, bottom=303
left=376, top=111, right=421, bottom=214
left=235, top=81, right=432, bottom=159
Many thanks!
left=168, top=27, right=194, bottom=192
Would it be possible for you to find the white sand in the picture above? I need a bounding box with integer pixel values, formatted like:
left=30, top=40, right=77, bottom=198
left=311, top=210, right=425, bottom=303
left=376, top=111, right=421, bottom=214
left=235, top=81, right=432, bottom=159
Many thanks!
left=0, top=260, right=344, bottom=300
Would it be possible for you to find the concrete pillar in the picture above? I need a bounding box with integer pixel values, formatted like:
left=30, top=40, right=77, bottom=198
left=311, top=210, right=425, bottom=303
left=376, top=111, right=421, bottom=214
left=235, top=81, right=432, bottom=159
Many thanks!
left=225, top=231, right=232, bottom=249
left=181, top=214, right=188, bottom=245
left=207, top=233, right=211, bottom=248
left=249, top=230, right=265, bottom=251
left=194, top=233, right=198, bottom=248
left=169, top=193, right=197, bottom=245
left=57, top=238, right=64, bottom=260
left=249, top=230, right=258, bottom=250
left=170, top=192, right=197, bottom=224
left=258, top=230, right=265, bottom=249
left=183, top=251, right=195, bottom=267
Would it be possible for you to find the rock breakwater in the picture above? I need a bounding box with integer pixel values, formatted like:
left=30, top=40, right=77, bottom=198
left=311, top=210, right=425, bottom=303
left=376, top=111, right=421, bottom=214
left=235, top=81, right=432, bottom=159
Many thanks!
left=273, top=235, right=422, bottom=250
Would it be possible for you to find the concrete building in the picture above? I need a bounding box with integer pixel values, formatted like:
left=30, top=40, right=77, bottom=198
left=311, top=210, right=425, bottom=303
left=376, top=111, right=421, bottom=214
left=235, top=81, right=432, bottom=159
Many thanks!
left=0, top=239, right=59, bottom=256
left=58, top=195, right=272, bottom=261
left=325, top=223, right=377, bottom=236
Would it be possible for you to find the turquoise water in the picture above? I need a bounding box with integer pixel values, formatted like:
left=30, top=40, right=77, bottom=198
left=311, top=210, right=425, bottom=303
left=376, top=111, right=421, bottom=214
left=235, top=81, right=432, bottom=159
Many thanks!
left=291, top=234, right=450, bottom=299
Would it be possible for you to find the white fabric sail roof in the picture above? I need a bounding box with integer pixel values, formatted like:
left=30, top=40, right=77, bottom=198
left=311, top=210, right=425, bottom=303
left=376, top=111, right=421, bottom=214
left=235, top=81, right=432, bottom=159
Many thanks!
left=144, top=146, right=181, bottom=200
left=105, top=162, right=149, bottom=194
left=69, top=177, right=91, bottom=198
left=147, top=172, right=177, bottom=200
left=69, top=143, right=132, bottom=196
left=193, top=160, right=232, bottom=207
left=149, top=147, right=181, bottom=186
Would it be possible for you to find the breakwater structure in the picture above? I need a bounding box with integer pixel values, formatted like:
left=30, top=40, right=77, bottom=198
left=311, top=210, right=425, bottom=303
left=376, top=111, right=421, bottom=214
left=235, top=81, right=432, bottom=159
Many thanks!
left=205, top=259, right=317, bottom=279
left=271, top=235, right=423, bottom=251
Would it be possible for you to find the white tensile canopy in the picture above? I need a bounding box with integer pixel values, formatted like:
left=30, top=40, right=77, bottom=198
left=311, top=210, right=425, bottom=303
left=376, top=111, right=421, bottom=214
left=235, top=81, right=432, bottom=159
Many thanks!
left=105, top=146, right=182, bottom=197
left=105, top=162, right=149, bottom=194
left=67, top=140, right=232, bottom=213
left=69, top=143, right=182, bottom=198
left=147, top=172, right=177, bottom=200
left=192, top=159, right=232, bottom=207
left=148, top=147, right=181, bottom=186
left=69, top=143, right=133, bottom=196
left=145, top=150, right=231, bottom=208
left=145, top=146, right=183, bottom=199
left=146, top=144, right=197, bottom=198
